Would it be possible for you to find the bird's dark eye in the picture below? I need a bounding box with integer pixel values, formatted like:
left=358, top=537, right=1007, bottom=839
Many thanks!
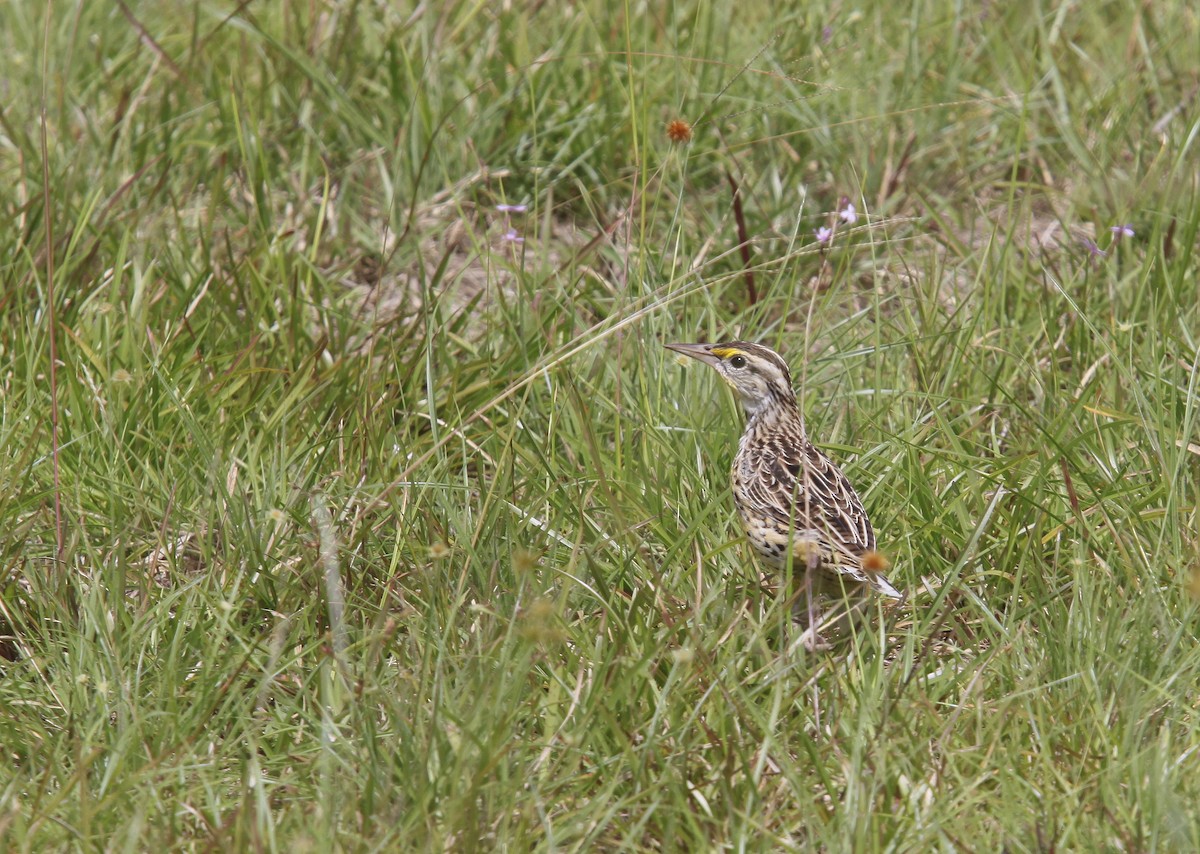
left=729, top=355, right=747, bottom=369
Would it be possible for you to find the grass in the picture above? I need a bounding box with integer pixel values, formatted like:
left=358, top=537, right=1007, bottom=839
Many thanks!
left=2, top=0, right=1199, bottom=849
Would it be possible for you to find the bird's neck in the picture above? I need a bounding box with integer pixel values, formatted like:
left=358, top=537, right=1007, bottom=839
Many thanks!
left=743, top=392, right=803, bottom=433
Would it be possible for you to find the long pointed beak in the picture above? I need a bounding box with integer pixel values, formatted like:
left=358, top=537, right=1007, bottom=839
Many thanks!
left=665, top=342, right=719, bottom=367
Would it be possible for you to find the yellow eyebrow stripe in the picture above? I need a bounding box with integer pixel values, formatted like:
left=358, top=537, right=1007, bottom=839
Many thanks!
left=710, top=347, right=742, bottom=359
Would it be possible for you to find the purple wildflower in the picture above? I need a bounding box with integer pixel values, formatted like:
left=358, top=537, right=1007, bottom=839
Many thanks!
left=496, top=204, right=527, bottom=213
left=839, top=201, right=858, bottom=225
left=1080, top=237, right=1106, bottom=258
left=815, top=226, right=833, bottom=244
left=1109, top=224, right=1134, bottom=238
left=501, top=228, right=524, bottom=243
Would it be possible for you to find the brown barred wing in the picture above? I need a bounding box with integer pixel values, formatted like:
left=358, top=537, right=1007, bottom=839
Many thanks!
left=738, top=437, right=881, bottom=582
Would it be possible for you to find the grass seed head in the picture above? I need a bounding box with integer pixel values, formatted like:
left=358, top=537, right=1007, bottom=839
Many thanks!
left=666, top=118, right=693, bottom=143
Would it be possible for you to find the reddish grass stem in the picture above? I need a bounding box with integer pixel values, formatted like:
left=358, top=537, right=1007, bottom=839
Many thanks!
left=725, top=171, right=757, bottom=306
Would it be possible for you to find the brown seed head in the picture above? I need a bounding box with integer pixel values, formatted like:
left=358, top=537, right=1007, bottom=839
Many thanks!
left=861, top=550, right=891, bottom=574
left=666, top=119, right=693, bottom=143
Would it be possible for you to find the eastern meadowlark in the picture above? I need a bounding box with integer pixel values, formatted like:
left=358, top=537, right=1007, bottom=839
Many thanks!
left=666, top=341, right=902, bottom=650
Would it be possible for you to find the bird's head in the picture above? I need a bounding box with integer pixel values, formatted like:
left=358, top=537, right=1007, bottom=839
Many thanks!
left=665, top=341, right=797, bottom=417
